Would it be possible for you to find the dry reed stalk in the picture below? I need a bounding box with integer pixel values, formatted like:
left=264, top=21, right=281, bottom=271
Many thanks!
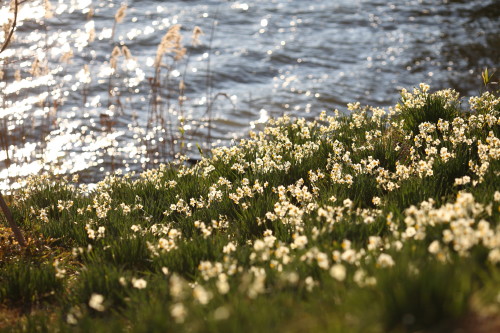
left=0, top=191, right=26, bottom=247
left=147, top=24, right=189, bottom=164
left=0, top=117, right=10, bottom=168
left=175, top=26, right=204, bottom=155
left=205, top=10, right=220, bottom=147
left=81, top=64, right=90, bottom=106
left=107, top=46, right=122, bottom=111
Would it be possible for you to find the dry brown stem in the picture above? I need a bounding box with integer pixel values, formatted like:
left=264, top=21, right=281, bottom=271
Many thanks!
left=0, top=0, right=18, bottom=54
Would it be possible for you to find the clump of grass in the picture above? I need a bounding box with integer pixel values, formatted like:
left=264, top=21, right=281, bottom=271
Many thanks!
left=397, top=83, right=461, bottom=135
left=373, top=249, right=474, bottom=332
left=0, top=260, right=61, bottom=307
left=71, top=263, right=132, bottom=312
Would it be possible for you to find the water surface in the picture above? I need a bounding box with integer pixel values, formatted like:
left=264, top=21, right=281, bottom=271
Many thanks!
left=0, top=0, right=498, bottom=191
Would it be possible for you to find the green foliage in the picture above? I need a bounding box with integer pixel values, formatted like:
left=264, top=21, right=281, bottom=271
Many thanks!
left=373, top=250, right=473, bottom=332
left=399, top=91, right=460, bottom=135
left=3, top=85, right=500, bottom=332
left=0, top=261, right=61, bottom=306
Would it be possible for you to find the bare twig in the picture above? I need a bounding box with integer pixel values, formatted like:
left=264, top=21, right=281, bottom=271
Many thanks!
left=0, top=191, right=26, bottom=247
left=0, top=0, right=18, bottom=54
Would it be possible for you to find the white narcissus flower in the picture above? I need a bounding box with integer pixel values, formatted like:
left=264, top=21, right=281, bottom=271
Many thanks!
left=193, top=285, right=212, bottom=305
left=216, top=274, right=230, bottom=294
left=88, top=293, right=105, bottom=312
left=377, top=253, right=395, bottom=268
left=428, top=240, right=440, bottom=254
left=329, top=264, right=346, bottom=282
left=488, top=248, right=500, bottom=264
left=119, top=277, right=127, bottom=286
left=292, top=235, right=308, bottom=249
left=223, top=241, right=236, bottom=254
left=170, top=303, right=187, bottom=323
left=132, top=278, right=147, bottom=289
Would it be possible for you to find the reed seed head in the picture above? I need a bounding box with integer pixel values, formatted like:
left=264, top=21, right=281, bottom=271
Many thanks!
left=30, top=58, right=41, bottom=77
left=122, top=45, right=132, bottom=60
left=191, top=26, right=203, bottom=46
left=111, top=45, right=122, bottom=58
left=44, top=0, right=54, bottom=19
left=60, top=49, right=74, bottom=63
left=115, top=4, right=127, bottom=23
left=174, top=47, right=187, bottom=61
left=155, top=24, right=185, bottom=66
left=87, top=7, right=94, bottom=20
